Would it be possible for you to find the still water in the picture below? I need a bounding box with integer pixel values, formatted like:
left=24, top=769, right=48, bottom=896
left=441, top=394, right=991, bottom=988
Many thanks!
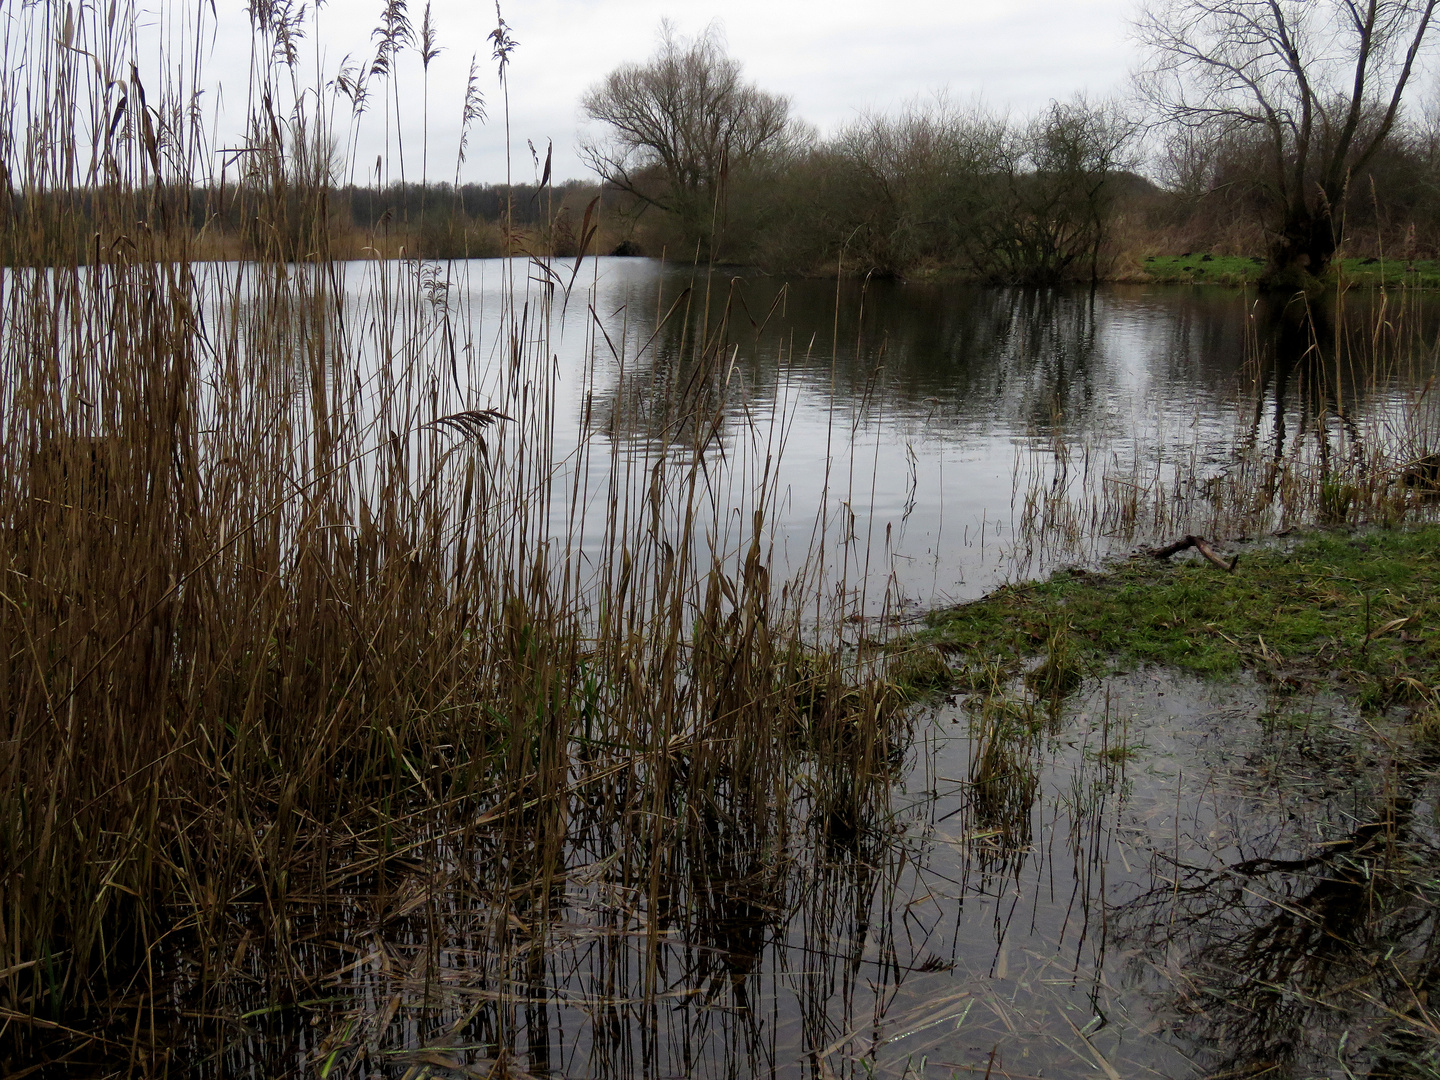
left=422, top=257, right=1436, bottom=610
left=198, top=260, right=1439, bottom=1078
left=219, top=651, right=1438, bottom=1079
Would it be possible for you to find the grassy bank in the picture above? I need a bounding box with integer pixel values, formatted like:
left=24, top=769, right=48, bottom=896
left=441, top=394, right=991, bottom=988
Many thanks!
left=1137, top=253, right=1440, bottom=288
left=909, top=524, right=1440, bottom=722
left=848, top=250, right=1440, bottom=289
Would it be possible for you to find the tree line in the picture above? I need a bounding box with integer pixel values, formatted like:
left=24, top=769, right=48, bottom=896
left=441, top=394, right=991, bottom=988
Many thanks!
left=0, top=179, right=607, bottom=266
left=581, top=3, right=1440, bottom=288
left=5, top=1, right=1435, bottom=285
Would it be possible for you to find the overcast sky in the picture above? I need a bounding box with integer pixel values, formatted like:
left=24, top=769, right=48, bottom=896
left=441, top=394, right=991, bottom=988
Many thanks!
left=188, top=0, right=1142, bottom=185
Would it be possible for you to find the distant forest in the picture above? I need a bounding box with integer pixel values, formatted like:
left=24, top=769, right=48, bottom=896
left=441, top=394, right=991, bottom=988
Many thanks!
left=0, top=179, right=602, bottom=267
left=6, top=4, right=1440, bottom=287
left=3, top=110, right=1437, bottom=285
left=5, top=139, right=1437, bottom=284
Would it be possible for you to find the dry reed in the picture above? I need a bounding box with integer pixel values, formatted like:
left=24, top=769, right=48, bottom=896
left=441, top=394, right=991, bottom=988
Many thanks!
left=0, top=2, right=902, bottom=1072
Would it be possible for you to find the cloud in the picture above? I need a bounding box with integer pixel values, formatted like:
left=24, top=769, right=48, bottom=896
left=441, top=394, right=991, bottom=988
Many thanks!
left=189, top=0, right=1138, bottom=184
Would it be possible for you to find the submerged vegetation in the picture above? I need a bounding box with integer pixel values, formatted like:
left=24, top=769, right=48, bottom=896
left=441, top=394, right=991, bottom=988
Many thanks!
left=0, top=1, right=908, bottom=1072
left=896, top=522, right=1440, bottom=1076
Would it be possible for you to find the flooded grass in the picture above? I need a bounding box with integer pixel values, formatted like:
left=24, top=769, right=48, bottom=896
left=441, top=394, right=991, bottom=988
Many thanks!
left=919, top=524, right=1440, bottom=719
left=901, top=524, right=1440, bottom=1077
left=0, top=3, right=907, bottom=1070
left=74, top=643, right=1438, bottom=1079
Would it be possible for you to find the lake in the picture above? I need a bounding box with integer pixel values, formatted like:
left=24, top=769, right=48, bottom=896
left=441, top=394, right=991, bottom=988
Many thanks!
left=405, top=257, right=1435, bottom=609
left=167, top=259, right=1440, bottom=1079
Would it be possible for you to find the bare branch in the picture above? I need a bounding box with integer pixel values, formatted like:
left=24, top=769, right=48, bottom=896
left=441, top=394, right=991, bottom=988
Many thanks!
left=578, top=23, right=798, bottom=245
left=1133, top=0, right=1439, bottom=277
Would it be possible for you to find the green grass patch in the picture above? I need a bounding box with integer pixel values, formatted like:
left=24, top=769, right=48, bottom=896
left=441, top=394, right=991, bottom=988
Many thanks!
left=1337, top=257, right=1440, bottom=289
left=917, top=525, right=1440, bottom=713
left=1141, top=253, right=1266, bottom=285
left=1139, top=254, right=1440, bottom=289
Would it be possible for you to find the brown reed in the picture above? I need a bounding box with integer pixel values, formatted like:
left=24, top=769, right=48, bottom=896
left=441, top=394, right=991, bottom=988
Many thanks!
left=0, top=3, right=902, bottom=1071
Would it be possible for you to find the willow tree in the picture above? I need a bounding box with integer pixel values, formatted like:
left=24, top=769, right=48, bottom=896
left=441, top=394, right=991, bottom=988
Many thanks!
left=1136, top=0, right=1439, bottom=286
left=579, top=23, right=799, bottom=255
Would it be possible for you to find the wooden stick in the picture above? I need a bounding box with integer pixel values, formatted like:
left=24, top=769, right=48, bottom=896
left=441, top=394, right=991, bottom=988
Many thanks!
left=1150, top=536, right=1197, bottom=559
left=1151, top=535, right=1239, bottom=572
left=1192, top=536, right=1240, bottom=573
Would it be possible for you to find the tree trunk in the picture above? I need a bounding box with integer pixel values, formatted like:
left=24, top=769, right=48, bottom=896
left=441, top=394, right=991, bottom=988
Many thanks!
left=1264, top=202, right=1337, bottom=289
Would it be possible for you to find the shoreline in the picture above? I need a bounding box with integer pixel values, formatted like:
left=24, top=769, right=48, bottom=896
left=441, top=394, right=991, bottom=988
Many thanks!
left=893, top=522, right=1440, bottom=733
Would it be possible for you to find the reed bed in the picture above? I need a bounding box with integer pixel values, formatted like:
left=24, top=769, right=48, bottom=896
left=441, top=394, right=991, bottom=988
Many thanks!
left=0, top=3, right=908, bottom=1072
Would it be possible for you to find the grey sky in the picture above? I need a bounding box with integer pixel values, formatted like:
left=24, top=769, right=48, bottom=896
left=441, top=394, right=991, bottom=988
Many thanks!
left=196, top=0, right=1141, bottom=185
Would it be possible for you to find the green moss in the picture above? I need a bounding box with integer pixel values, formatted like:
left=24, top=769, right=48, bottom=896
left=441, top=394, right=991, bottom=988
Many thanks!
left=917, top=525, right=1440, bottom=713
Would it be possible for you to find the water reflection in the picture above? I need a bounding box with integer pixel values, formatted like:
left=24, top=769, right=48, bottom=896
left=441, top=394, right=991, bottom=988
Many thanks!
left=173, top=259, right=1435, bottom=607
left=1114, top=725, right=1440, bottom=1077
left=538, top=265, right=1439, bottom=605
left=148, top=655, right=1439, bottom=1079
left=111, top=263, right=1440, bottom=1078
left=22, top=259, right=1435, bottom=608
left=1246, top=295, right=1351, bottom=465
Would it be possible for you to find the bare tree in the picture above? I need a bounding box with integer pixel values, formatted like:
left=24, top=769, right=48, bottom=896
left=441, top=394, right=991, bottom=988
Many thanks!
left=1136, top=0, right=1439, bottom=285
left=965, top=98, right=1138, bottom=285
left=825, top=95, right=1008, bottom=275
left=579, top=23, right=799, bottom=253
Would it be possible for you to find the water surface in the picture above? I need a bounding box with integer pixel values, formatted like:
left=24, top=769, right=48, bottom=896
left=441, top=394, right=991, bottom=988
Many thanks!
left=155, top=261, right=1440, bottom=1077
left=437, top=258, right=1439, bottom=608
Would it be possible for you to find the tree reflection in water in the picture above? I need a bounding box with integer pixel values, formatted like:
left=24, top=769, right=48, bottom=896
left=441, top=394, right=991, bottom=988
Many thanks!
left=130, top=271, right=1440, bottom=1079
left=1115, top=740, right=1440, bottom=1077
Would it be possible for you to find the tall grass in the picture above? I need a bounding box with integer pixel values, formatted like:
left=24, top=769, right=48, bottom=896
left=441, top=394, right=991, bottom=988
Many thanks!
left=0, top=2, right=903, bottom=1071
left=5, top=2, right=1438, bottom=1074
